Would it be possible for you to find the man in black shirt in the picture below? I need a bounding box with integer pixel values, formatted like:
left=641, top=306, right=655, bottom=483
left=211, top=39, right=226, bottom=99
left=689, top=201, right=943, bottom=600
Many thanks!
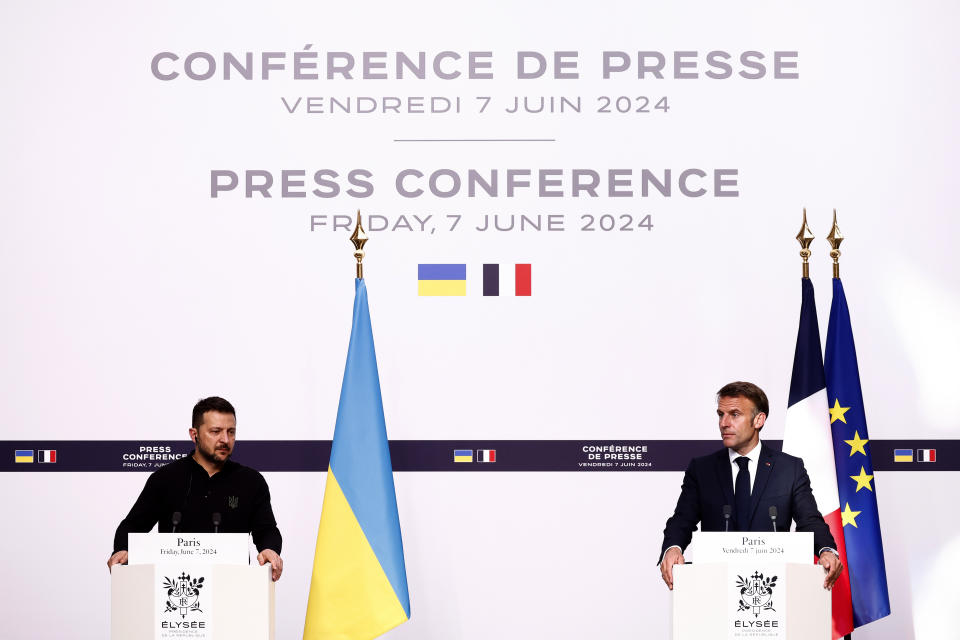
left=107, top=397, right=283, bottom=581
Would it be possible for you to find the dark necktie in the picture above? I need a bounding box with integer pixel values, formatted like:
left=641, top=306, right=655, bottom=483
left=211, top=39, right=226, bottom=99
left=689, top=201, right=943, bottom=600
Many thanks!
left=735, top=456, right=751, bottom=531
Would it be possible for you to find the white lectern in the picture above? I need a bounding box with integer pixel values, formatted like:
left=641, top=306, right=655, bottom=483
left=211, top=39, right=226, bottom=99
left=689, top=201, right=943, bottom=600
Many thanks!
left=111, top=534, right=275, bottom=640
left=672, top=532, right=830, bottom=640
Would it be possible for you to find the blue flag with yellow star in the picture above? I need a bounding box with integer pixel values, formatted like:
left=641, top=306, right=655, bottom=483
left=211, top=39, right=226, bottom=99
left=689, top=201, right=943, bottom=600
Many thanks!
left=825, top=278, right=891, bottom=628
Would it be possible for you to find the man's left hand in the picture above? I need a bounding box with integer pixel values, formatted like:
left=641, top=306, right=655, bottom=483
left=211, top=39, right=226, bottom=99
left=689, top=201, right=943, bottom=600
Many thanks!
left=257, top=549, right=283, bottom=582
left=819, top=550, right=843, bottom=590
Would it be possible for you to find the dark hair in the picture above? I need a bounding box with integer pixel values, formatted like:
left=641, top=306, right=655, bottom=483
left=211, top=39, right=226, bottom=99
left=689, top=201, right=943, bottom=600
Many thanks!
left=716, top=381, right=769, bottom=419
left=192, top=396, right=236, bottom=429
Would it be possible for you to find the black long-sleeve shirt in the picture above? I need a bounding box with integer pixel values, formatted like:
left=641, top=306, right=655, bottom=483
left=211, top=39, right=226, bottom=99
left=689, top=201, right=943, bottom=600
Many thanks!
left=112, top=454, right=282, bottom=554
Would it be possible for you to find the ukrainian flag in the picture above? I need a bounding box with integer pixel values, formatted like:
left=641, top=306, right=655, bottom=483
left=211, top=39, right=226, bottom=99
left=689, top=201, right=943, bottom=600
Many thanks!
left=304, top=278, right=410, bottom=640
left=418, top=264, right=466, bottom=296
left=893, top=449, right=913, bottom=463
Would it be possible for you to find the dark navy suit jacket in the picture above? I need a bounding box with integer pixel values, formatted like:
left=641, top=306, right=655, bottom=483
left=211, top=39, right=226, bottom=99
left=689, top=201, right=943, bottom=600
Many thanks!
left=659, top=443, right=836, bottom=562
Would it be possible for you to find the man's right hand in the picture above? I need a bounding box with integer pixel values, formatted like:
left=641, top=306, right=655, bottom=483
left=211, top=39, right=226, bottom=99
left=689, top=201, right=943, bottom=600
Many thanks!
left=107, top=550, right=128, bottom=573
left=659, top=546, right=685, bottom=590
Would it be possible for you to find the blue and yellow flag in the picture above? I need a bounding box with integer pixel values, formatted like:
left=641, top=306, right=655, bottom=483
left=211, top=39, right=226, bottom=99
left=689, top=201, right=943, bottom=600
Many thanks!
left=304, top=278, right=410, bottom=639
left=825, top=277, right=891, bottom=628
left=418, top=263, right=466, bottom=296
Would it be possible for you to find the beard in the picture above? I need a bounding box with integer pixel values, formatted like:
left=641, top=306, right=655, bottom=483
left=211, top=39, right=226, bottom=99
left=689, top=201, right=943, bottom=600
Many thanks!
left=196, top=441, right=231, bottom=466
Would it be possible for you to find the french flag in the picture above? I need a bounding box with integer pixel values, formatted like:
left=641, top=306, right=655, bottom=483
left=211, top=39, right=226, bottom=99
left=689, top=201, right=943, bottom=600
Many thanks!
left=781, top=278, right=854, bottom=639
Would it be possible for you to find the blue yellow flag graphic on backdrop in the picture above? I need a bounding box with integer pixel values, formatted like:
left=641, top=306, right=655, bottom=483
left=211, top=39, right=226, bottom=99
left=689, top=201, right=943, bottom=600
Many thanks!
left=418, top=263, right=466, bottom=296
left=825, top=277, right=891, bottom=628
left=304, top=278, right=410, bottom=639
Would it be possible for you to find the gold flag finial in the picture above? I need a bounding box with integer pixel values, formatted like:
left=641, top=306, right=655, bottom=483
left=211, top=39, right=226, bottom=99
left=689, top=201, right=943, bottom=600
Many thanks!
left=795, top=208, right=815, bottom=278
left=350, top=210, right=368, bottom=279
left=826, top=208, right=843, bottom=279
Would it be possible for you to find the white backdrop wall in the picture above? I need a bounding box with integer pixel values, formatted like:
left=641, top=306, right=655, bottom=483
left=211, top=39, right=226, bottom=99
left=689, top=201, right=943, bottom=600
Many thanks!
left=1, top=0, right=958, bottom=638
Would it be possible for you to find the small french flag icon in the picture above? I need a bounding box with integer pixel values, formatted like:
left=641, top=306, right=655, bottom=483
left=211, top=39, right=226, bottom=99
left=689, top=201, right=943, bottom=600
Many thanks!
left=477, top=449, right=496, bottom=463
left=38, top=450, right=57, bottom=463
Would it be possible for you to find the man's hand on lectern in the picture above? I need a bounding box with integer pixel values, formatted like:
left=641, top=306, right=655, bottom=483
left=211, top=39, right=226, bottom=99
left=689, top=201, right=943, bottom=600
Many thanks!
left=107, top=550, right=128, bottom=572
left=660, top=547, right=685, bottom=590
left=819, top=550, right=843, bottom=590
left=257, top=549, right=283, bottom=582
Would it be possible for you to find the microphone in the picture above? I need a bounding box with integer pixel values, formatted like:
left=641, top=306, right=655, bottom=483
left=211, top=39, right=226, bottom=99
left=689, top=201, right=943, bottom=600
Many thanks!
left=768, top=506, right=778, bottom=532
left=723, top=505, right=732, bottom=532
left=174, top=473, right=193, bottom=532
left=212, top=512, right=221, bottom=534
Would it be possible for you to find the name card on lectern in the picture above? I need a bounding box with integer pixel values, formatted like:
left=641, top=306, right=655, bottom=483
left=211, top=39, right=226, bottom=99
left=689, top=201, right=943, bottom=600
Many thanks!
left=128, top=532, right=249, bottom=565
left=689, top=531, right=812, bottom=564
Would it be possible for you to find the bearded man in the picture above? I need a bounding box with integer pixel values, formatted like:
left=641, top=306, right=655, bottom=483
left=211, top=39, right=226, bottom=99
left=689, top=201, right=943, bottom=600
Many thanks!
left=107, top=396, right=283, bottom=581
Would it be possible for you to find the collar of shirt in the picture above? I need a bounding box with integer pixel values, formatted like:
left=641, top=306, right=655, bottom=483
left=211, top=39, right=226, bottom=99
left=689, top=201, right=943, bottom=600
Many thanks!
left=185, top=452, right=237, bottom=480
left=728, top=440, right=762, bottom=493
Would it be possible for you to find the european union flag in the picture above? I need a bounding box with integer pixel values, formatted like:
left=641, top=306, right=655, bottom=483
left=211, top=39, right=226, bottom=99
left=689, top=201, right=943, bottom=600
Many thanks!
left=825, top=277, right=891, bottom=628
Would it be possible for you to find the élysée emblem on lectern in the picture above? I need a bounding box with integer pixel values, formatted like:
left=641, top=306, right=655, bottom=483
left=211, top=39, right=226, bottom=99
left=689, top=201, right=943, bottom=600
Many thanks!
left=163, top=572, right=205, bottom=618
left=735, top=571, right=777, bottom=617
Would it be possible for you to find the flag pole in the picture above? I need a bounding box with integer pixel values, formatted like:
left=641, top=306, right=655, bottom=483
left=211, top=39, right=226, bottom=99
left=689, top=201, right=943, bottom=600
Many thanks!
left=351, top=210, right=368, bottom=279
left=827, top=209, right=843, bottom=279
left=796, top=207, right=815, bottom=278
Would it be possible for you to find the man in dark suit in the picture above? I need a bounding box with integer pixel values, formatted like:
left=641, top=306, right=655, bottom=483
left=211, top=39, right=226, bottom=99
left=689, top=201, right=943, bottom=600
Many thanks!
left=658, top=381, right=843, bottom=591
